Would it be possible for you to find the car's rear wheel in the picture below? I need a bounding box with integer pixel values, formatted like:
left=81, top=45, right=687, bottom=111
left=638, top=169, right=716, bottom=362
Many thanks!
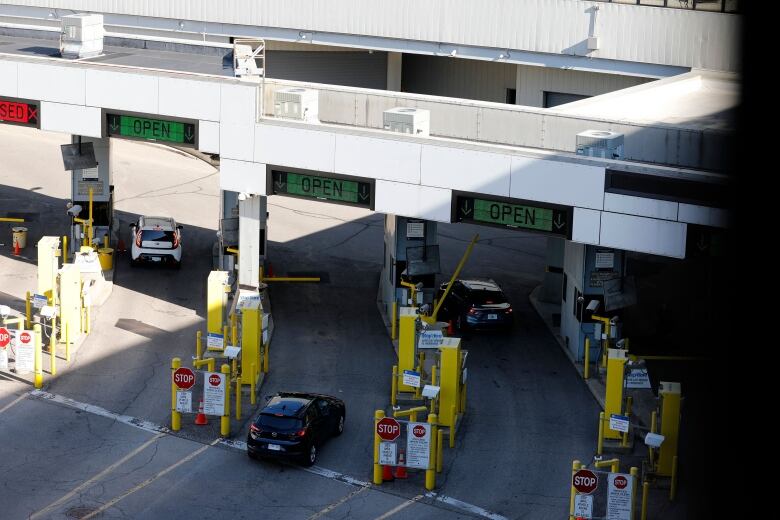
left=302, top=444, right=317, bottom=466
left=334, top=414, right=345, bottom=436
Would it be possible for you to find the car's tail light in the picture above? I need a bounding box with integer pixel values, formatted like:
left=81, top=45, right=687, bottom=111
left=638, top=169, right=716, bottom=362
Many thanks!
left=468, top=308, right=479, bottom=316
left=295, top=428, right=307, bottom=437
left=173, top=232, right=179, bottom=248
left=135, top=231, right=142, bottom=247
left=249, top=423, right=262, bottom=439
left=506, top=308, right=513, bottom=313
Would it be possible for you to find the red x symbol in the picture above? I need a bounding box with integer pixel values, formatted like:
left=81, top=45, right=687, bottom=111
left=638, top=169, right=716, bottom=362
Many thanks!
left=27, top=107, right=38, bottom=122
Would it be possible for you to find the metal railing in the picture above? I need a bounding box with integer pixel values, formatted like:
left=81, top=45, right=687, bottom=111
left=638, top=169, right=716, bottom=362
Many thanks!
left=594, top=0, right=739, bottom=13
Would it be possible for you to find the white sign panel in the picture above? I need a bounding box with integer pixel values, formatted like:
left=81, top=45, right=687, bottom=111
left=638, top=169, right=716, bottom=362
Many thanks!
left=407, top=221, right=425, bottom=238
left=379, top=441, right=397, bottom=466
left=15, top=330, right=35, bottom=373
left=203, top=372, right=225, bottom=416
left=625, top=368, right=651, bottom=389
left=573, top=494, right=593, bottom=519
left=609, top=414, right=630, bottom=433
left=223, top=346, right=241, bottom=359
left=402, top=370, right=421, bottom=388
left=0, top=348, right=7, bottom=370
left=406, top=422, right=431, bottom=469
left=32, top=293, right=47, bottom=309
left=607, top=473, right=634, bottom=520
left=176, top=390, right=192, bottom=413
left=418, top=330, right=444, bottom=349
left=207, top=333, right=224, bottom=349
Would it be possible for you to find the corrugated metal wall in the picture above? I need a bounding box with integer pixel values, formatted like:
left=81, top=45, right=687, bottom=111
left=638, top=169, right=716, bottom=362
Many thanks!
left=267, top=50, right=387, bottom=90
left=4, top=0, right=740, bottom=71
left=516, top=65, right=652, bottom=107
left=402, top=54, right=517, bottom=104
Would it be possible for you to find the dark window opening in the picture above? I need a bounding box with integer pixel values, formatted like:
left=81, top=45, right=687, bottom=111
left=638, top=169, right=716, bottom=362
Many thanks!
left=543, top=91, right=590, bottom=108
left=505, top=88, right=516, bottom=105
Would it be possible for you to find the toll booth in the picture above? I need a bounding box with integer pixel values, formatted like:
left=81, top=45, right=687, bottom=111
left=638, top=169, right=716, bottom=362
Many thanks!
left=67, top=136, right=113, bottom=254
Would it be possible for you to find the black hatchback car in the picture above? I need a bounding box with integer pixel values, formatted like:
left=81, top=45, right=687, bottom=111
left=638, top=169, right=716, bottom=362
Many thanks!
left=247, top=392, right=345, bottom=466
left=435, top=278, right=513, bottom=331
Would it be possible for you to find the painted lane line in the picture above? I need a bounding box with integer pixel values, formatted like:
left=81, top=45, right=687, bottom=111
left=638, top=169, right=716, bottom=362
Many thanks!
left=425, top=492, right=509, bottom=520
left=81, top=438, right=218, bottom=520
left=29, top=389, right=167, bottom=435
left=0, top=391, right=28, bottom=414
left=308, top=485, right=369, bottom=520
left=29, top=433, right=166, bottom=520
left=373, top=494, right=424, bottom=520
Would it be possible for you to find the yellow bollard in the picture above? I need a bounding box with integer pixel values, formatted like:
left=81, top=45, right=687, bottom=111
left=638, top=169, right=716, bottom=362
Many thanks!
left=235, top=375, right=242, bottom=420
left=630, top=466, right=639, bottom=518
left=648, top=410, right=657, bottom=468
left=641, top=481, right=649, bottom=520
left=449, top=404, right=456, bottom=448
left=103, top=234, right=109, bottom=249
left=584, top=336, right=590, bottom=379
left=373, top=410, right=385, bottom=485
left=425, top=413, right=437, bottom=491
left=25, top=291, right=31, bottom=329
left=171, top=358, right=181, bottom=431
left=195, top=330, right=202, bottom=361
left=65, top=321, right=70, bottom=363
left=436, top=429, right=444, bottom=473
left=670, top=455, right=678, bottom=501
left=223, top=325, right=229, bottom=349
left=33, top=324, right=43, bottom=389
left=232, top=357, right=237, bottom=379
left=250, top=362, right=256, bottom=405
left=391, top=365, right=398, bottom=407
left=622, top=396, right=633, bottom=448
left=62, top=235, right=68, bottom=264
left=431, top=365, right=438, bottom=415
left=232, top=323, right=237, bottom=347
left=221, top=363, right=231, bottom=437
left=49, top=316, right=56, bottom=376
left=569, top=460, right=582, bottom=516
left=391, top=301, right=397, bottom=340
left=597, top=411, right=605, bottom=456
left=263, top=342, right=269, bottom=373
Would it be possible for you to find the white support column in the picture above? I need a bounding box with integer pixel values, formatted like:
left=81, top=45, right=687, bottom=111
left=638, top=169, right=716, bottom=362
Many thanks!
left=238, top=195, right=262, bottom=288
left=387, top=52, right=403, bottom=92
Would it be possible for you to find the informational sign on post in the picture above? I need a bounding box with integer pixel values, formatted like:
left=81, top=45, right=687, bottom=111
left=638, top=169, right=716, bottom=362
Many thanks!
left=207, top=333, right=224, bottom=349
left=176, top=390, right=192, bottom=413
left=609, top=414, right=630, bottom=433
left=418, top=330, right=444, bottom=349
left=625, top=368, right=651, bottom=389
left=15, top=330, right=35, bottom=373
left=203, top=372, right=225, bottom=416
left=607, top=473, right=633, bottom=520
left=402, top=370, right=421, bottom=388
left=406, top=422, right=431, bottom=469
left=379, top=441, right=397, bottom=466
left=32, top=293, right=47, bottom=309
left=0, top=348, right=7, bottom=371
left=573, top=494, right=593, bottom=519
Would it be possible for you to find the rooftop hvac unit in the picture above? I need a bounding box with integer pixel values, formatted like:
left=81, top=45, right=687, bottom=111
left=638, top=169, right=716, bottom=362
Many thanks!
left=383, top=108, right=430, bottom=136
left=60, top=13, right=103, bottom=59
left=273, top=88, right=319, bottom=123
left=576, top=130, right=624, bottom=160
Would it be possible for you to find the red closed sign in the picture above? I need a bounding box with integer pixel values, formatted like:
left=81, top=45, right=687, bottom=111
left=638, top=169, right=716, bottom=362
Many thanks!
left=173, top=367, right=196, bottom=389
left=572, top=469, right=599, bottom=494
left=376, top=417, right=401, bottom=441
left=208, top=374, right=221, bottom=386
left=413, top=425, right=426, bottom=437
left=613, top=475, right=628, bottom=490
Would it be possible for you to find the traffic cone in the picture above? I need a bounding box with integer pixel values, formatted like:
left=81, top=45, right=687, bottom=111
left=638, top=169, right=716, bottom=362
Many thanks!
left=394, top=451, right=408, bottom=479
left=195, top=399, right=208, bottom=425
left=267, top=263, right=274, bottom=278
left=382, top=464, right=394, bottom=481
left=12, top=239, right=20, bottom=256
left=117, top=238, right=127, bottom=252
left=447, top=320, right=455, bottom=336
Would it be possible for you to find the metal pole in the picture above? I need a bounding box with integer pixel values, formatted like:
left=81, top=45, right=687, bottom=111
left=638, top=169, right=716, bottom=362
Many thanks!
left=641, top=481, right=649, bottom=520
left=235, top=374, right=241, bottom=420
left=391, top=301, right=397, bottom=340
left=25, top=291, right=31, bottom=329
left=49, top=315, right=56, bottom=376
left=33, top=324, right=43, bottom=389
left=250, top=362, right=256, bottom=405
left=597, top=411, right=605, bottom=455
left=221, top=363, right=230, bottom=437
left=630, top=466, right=639, bottom=519
left=195, top=330, right=202, bottom=361
left=584, top=336, right=590, bottom=379
left=373, top=410, right=384, bottom=485
left=171, top=358, right=181, bottom=431
left=436, top=429, right=444, bottom=473
left=62, top=235, right=68, bottom=264
left=425, top=413, right=437, bottom=491
left=569, top=460, right=582, bottom=516
left=391, top=365, right=398, bottom=407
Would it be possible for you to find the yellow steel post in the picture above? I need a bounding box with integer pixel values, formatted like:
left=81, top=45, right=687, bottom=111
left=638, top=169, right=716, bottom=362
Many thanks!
left=630, top=466, right=639, bottom=518
left=426, top=234, right=479, bottom=324
left=235, top=374, right=242, bottom=420
left=195, top=330, right=202, bottom=361
left=641, top=481, right=649, bottom=520
left=263, top=342, right=269, bottom=373
left=221, top=363, right=230, bottom=437
left=171, top=358, right=181, bottom=431
left=594, top=458, right=619, bottom=472
left=425, top=413, right=437, bottom=491
left=373, top=410, right=385, bottom=485
left=569, top=460, right=582, bottom=516
left=391, top=301, right=397, bottom=340
left=62, top=235, right=68, bottom=264
left=103, top=234, right=109, bottom=249
left=88, top=187, right=93, bottom=247
left=65, top=321, right=70, bottom=362
left=25, top=291, right=31, bottom=329
left=231, top=357, right=237, bottom=378
left=657, top=382, right=681, bottom=477
left=33, top=324, right=43, bottom=389
left=391, top=365, right=398, bottom=407
left=250, top=362, right=256, bottom=405
left=431, top=365, right=438, bottom=415
left=584, top=336, right=590, bottom=379
left=49, top=314, right=56, bottom=376
left=436, top=429, right=443, bottom=473
left=648, top=410, right=657, bottom=468
left=232, top=323, right=237, bottom=347
left=670, top=455, right=678, bottom=501
left=605, top=348, right=627, bottom=440
left=622, top=396, right=633, bottom=448
left=449, top=404, right=456, bottom=448
left=597, top=411, right=605, bottom=456
left=222, top=325, right=229, bottom=349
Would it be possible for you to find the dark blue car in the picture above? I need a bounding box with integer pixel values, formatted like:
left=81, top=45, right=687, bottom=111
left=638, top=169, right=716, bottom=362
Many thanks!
left=436, top=278, right=514, bottom=331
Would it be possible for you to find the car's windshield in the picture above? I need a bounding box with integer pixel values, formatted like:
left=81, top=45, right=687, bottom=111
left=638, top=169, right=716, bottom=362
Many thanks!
left=257, top=414, right=303, bottom=430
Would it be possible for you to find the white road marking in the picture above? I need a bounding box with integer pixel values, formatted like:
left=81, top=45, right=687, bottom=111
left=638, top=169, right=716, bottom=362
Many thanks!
left=308, top=485, right=369, bottom=520
left=29, top=433, right=166, bottom=520
left=373, top=494, right=423, bottom=520
left=0, top=391, right=28, bottom=414
left=425, top=492, right=509, bottom=520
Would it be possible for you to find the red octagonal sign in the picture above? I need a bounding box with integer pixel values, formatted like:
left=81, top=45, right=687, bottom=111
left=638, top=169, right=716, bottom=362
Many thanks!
left=613, top=475, right=628, bottom=490
left=412, top=424, right=426, bottom=438
left=173, top=367, right=196, bottom=389
left=0, top=327, right=10, bottom=349
left=376, top=417, right=401, bottom=441
left=572, top=469, right=598, bottom=494
left=208, top=374, right=222, bottom=387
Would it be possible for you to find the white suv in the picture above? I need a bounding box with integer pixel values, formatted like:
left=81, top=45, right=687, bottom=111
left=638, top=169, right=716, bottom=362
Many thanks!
left=129, top=216, right=183, bottom=268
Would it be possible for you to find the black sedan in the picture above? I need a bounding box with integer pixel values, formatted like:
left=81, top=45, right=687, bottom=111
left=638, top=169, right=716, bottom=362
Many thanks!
left=435, top=278, right=514, bottom=331
left=247, top=392, right=345, bottom=466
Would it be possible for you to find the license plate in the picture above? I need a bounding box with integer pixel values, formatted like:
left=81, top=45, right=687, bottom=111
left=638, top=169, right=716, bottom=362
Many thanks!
left=151, top=257, right=161, bottom=262
left=267, top=443, right=281, bottom=451
left=488, top=314, right=498, bottom=320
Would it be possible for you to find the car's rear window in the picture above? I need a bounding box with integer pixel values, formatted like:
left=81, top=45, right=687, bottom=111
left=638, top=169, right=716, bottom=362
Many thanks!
left=257, top=414, right=302, bottom=430
left=471, top=290, right=507, bottom=305
left=141, top=229, right=174, bottom=243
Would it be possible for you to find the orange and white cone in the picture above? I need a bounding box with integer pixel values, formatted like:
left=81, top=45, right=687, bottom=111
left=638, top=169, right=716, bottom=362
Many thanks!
left=394, top=451, right=408, bottom=479
left=195, top=399, right=208, bottom=425
left=382, top=463, right=395, bottom=481
left=447, top=320, right=455, bottom=336
left=12, top=238, right=20, bottom=256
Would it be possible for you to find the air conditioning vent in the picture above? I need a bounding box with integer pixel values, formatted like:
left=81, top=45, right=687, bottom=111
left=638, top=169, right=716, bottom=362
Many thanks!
left=383, top=107, right=430, bottom=136
left=60, top=13, right=103, bottom=59
left=576, top=130, right=624, bottom=160
left=273, top=88, right=319, bottom=123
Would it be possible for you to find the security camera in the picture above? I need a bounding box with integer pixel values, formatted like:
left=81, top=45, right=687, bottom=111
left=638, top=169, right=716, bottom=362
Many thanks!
left=616, top=338, right=626, bottom=348
left=0, top=305, right=10, bottom=319
left=415, top=282, right=424, bottom=291
left=610, top=316, right=620, bottom=324
left=67, top=204, right=83, bottom=217
left=586, top=300, right=600, bottom=313
left=577, top=296, right=584, bottom=304
left=644, top=432, right=665, bottom=448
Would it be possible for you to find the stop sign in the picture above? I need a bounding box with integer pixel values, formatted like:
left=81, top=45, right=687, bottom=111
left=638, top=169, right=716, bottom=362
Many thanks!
left=0, top=327, right=10, bottom=349
left=173, top=367, right=196, bottom=389
left=573, top=469, right=599, bottom=494
left=19, top=331, right=31, bottom=344
left=208, top=374, right=222, bottom=386
left=613, top=475, right=628, bottom=490
left=376, top=417, right=401, bottom=441
left=412, top=424, right=426, bottom=437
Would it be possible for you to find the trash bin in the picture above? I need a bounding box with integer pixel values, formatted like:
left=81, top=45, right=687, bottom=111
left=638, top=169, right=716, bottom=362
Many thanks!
left=98, top=247, right=114, bottom=270
left=11, top=227, right=27, bottom=249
